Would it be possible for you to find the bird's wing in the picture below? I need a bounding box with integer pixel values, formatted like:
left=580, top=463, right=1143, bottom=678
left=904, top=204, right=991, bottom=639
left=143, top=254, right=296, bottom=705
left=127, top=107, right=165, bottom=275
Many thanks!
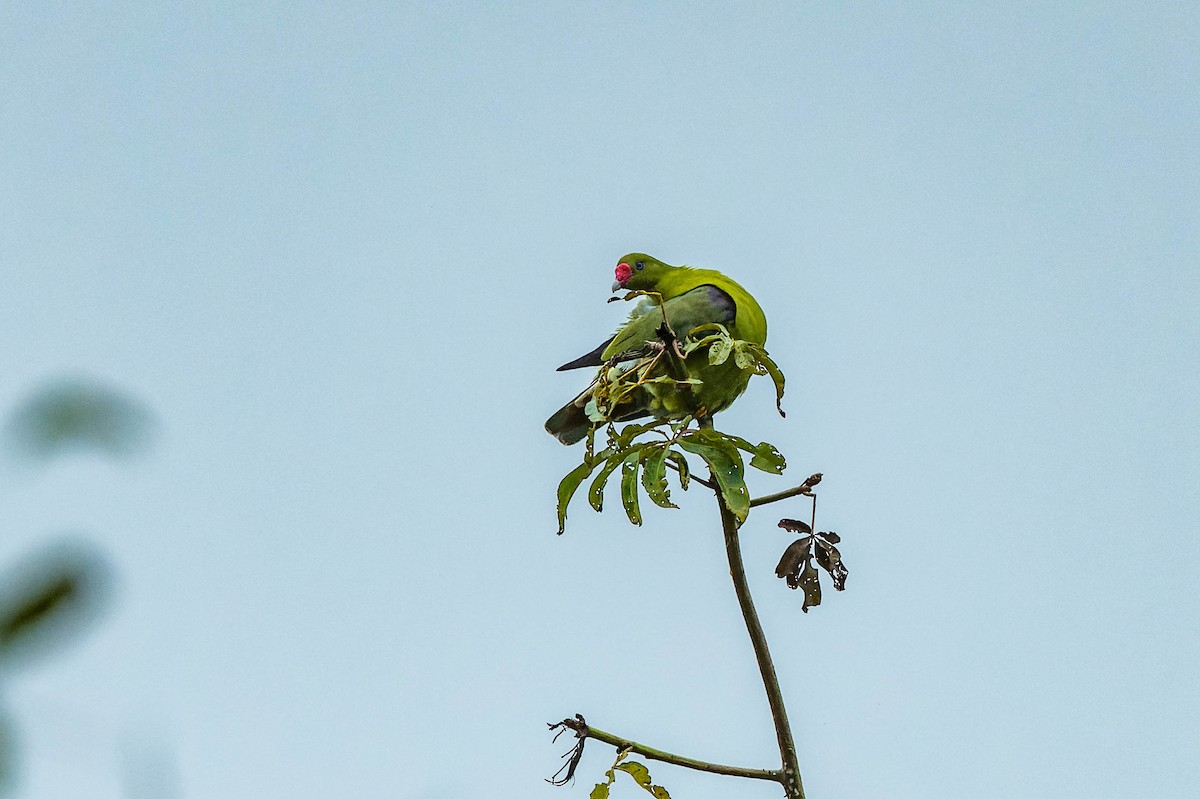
left=602, top=284, right=735, bottom=360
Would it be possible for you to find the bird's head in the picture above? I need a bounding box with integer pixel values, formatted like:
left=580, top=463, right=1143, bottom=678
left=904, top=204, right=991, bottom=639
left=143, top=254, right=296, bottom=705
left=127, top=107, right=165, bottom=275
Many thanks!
left=612, top=253, right=671, bottom=292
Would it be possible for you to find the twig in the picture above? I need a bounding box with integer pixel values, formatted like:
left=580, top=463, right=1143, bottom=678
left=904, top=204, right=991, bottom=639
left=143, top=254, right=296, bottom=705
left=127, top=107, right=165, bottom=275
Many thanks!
left=749, top=473, right=823, bottom=508
left=701, top=418, right=806, bottom=799
left=548, top=716, right=780, bottom=783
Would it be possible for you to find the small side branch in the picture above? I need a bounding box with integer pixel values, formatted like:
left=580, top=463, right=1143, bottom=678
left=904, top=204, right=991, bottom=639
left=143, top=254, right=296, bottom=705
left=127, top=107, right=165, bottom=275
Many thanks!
left=547, top=715, right=780, bottom=784
left=749, top=473, right=823, bottom=508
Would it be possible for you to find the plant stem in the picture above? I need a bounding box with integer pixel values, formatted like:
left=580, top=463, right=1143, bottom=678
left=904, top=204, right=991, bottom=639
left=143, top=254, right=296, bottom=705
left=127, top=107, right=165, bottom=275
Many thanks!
left=749, top=484, right=813, bottom=508
left=701, top=418, right=806, bottom=799
left=578, top=721, right=781, bottom=782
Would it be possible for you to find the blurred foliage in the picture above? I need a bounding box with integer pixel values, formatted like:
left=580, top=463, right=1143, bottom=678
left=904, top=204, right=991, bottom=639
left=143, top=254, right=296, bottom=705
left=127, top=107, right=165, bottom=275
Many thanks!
left=3, top=377, right=154, bottom=460
left=0, top=540, right=112, bottom=673
left=0, top=377, right=145, bottom=796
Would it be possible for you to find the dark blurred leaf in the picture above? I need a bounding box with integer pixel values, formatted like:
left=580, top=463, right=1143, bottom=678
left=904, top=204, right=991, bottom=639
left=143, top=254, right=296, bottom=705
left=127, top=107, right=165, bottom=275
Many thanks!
left=0, top=540, right=111, bottom=670
left=620, top=454, right=643, bottom=526
left=4, top=378, right=154, bottom=460
left=819, top=530, right=841, bottom=544
left=778, top=518, right=812, bottom=535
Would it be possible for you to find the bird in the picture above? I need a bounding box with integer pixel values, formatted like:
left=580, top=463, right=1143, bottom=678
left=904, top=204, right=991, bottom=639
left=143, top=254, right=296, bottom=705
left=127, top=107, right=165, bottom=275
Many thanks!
left=545, top=253, right=768, bottom=445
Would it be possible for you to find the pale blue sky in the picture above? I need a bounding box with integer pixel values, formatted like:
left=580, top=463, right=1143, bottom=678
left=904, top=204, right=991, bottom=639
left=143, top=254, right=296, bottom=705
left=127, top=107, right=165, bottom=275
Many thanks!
left=1, top=3, right=1197, bottom=798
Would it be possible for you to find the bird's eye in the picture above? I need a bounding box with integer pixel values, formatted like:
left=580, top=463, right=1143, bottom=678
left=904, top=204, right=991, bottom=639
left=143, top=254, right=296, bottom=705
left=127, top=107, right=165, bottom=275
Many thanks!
left=635, top=261, right=645, bottom=270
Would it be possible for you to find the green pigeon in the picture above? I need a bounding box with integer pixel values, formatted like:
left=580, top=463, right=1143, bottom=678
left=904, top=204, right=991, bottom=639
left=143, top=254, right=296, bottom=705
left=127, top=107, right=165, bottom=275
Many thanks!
left=545, top=253, right=768, bottom=445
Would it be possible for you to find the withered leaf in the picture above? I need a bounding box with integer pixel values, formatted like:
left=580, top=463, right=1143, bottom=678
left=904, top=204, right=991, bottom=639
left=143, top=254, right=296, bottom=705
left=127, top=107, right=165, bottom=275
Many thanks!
left=797, top=559, right=822, bottom=612
left=814, top=539, right=849, bottom=591
left=775, top=538, right=812, bottom=582
left=778, top=518, right=812, bottom=535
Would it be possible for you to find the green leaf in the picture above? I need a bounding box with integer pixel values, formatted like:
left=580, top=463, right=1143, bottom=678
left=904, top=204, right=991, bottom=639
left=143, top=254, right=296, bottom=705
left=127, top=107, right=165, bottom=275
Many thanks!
left=616, top=762, right=652, bottom=786
left=589, top=783, right=610, bottom=799
left=615, top=761, right=673, bottom=799
left=640, top=447, right=678, bottom=509
left=620, top=452, right=643, bottom=526
left=678, top=437, right=750, bottom=523
left=748, top=441, right=786, bottom=474
left=589, top=450, right=627, bottom=512
left=732, top=341, right=756, bottom=370
left=616, top=421, right=659, bottom=449
left=664, top=449, right=690, bottom=490
left=757, top=349, right=787, bottom=417
left=798, top=558, right=822, bottom=612
left=557, top=458, right=598, bottom=534
left=708, top=335, right=733, bottom=365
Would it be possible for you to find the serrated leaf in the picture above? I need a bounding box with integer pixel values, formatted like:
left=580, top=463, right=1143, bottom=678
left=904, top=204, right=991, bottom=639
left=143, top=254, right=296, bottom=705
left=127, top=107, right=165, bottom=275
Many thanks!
left=664, top=449, right=690, bottom=490
left=620, top=453, right=643, bottom=526
left=748, top=441, right=786, bottom=474
left=588, top=450, right=627, bottom=512
left=640, top=447, right=677, bottom=509
left=819, top=530, right=841, bottom=544
left=678, top=437, right=750, bottom=523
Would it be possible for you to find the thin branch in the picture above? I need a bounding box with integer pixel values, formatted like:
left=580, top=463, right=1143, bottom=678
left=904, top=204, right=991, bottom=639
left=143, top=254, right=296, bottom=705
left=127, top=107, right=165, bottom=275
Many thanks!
left=701, top=418, right=806, bottom=799
left=550, top=716, right=781, bottom=783
left=749, top=473, right=823, bottom=508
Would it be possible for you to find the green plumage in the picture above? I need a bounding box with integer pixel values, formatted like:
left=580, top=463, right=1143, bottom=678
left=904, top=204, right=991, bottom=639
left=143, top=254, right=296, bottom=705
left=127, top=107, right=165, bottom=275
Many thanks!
left=546, top=253, right=768, bottom=445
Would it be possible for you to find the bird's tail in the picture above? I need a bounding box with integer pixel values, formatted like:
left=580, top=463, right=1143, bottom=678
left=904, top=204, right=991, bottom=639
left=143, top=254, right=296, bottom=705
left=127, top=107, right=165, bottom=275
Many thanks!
left=544, top=392, right=592, bottom=446
left=545, top=379, right=654, bottom=446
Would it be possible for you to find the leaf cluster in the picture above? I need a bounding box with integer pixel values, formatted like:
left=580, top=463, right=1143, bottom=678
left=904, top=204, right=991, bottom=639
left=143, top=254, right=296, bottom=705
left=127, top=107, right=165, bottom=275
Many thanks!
left=556, top=419, right=786, bottom=534
left=681, top=323, right=785, bottom=417
left=774, top=518, right=848, bottom=613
